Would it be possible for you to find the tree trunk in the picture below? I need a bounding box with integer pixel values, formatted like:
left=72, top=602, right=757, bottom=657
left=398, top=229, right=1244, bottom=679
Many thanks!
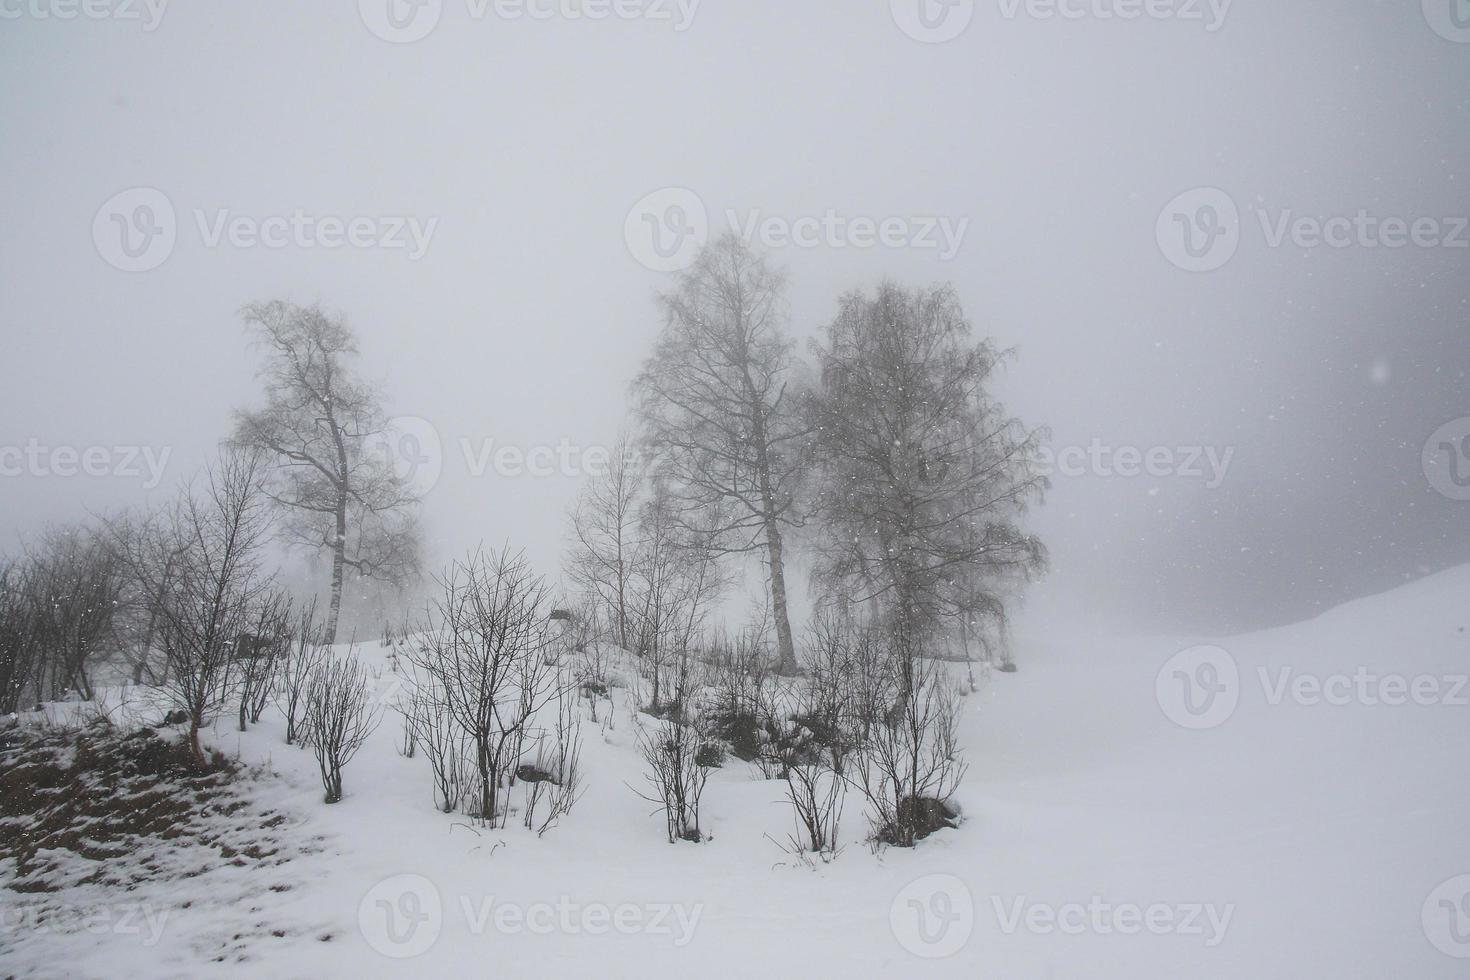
left=764, top=518, right=798, bottom=675
left=754, top=443, right=798, bottom=675
left=188, top=715, right=205, bottom=766
left=326, top=497, right=346, bottom=645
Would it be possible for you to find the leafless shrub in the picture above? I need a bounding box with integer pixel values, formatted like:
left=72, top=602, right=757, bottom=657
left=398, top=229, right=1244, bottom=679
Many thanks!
left=633, top=714, right=714, bottom=843
left=522, top=670, right=584, bottom=836
left=304, top=651, right=383, bottom=804
left=276, top=599, right=326, bottom=746
left=236, top=592, right=289, bottom=731
left=779, top=756, right=845, bottom=857
left=849, top=657, right=967, bottom=848
left=397, top=707, right=417, bottom=758
left=404, top=546, right=563, bottom=828
left=702, top=621, right=773, bottom=763
left=404, top=676, right=471, bottom=813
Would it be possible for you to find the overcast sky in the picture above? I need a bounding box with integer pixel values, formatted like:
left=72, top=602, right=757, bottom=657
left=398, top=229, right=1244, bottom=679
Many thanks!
left=2, top=1, right=1467, bottom=634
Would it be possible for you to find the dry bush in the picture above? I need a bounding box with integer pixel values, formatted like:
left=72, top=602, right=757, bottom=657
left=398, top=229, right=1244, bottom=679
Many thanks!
left=404, top=546, right=565, bottom=827
left=633, top=714, right=714, bottom=843
left=236, top=592, right=289, bottom=731
left=276, top=599, right=326, bottom=746
left=849, top=656, right=966, bottom=848
left=522, top=669, right=584, bottom=836
left=404, top=675, right=472, bottom=813
left=304, top=652, right=382, bottom=804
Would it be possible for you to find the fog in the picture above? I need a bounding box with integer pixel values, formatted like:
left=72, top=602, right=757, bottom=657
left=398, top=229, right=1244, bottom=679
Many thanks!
left=3, top=0, right=1467, bottom=635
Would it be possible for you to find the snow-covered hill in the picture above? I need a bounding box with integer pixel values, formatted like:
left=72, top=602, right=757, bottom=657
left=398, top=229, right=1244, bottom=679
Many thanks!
left=6, top=567, right=1469, bottom=979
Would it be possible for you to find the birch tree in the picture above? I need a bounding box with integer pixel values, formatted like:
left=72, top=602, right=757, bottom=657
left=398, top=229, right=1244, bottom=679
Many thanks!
left=232, top=301, right=422, bottom=643
left=632, top=235, right=806, bottom=673
left=806, top=282, right=1047, bottom=680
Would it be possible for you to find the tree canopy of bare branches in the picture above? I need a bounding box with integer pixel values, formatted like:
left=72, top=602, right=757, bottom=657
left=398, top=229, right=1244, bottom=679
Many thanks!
left=118, top=447, right=277, bottom=762
left=806, top=282, right=1047, bottom=673
left=232, top=300, right=422, bottom=643
left=632, top=235, right=808, bottom=673
left=565, top=430, right=643, bottom=652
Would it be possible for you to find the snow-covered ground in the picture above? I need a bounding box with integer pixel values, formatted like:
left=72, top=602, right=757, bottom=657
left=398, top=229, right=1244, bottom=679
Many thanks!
left=5, top=566, right=1469, bottom=978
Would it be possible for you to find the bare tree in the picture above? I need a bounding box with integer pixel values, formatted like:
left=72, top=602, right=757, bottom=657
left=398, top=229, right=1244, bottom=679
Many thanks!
left=25, top=523, right=125, bottom=702
left=126, top=448, right=276, bottom=762
left=405, top=546, right=562, bottom=827
left=305, top=651, right=383, bottom=803
left=565, top=430, right=643, bottom=651
left=626, top=482, right=726, bottom=711
left=232, top=300, right=422, bottom=643
left=103, top=507, right=187, bottom=687
left=806, top=282, right=1047, bottom=683
left=0, top=558, right=40, bottom=714
left=632, top=235, right=808, bottom=674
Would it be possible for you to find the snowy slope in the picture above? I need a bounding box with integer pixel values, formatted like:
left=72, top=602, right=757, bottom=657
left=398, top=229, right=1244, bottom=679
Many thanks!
left=7, top=566, right=1469, bottom=979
